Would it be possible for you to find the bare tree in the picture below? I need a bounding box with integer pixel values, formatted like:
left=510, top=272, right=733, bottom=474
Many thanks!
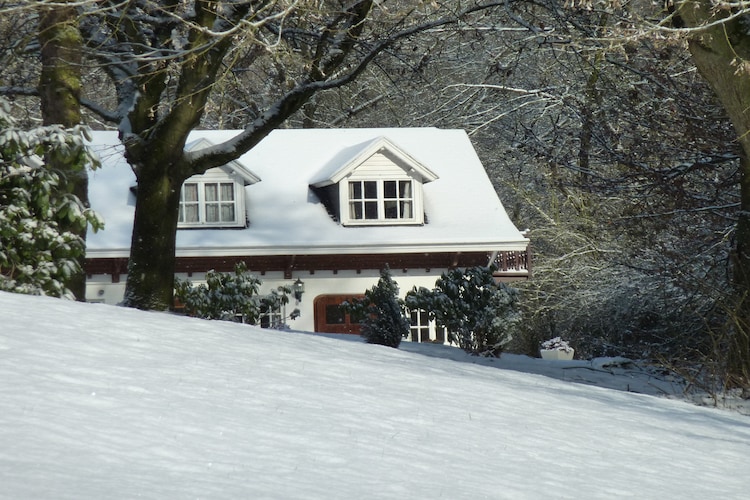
left=314, top=2, right=738, bottom=375
left=663, top=0, right=750, bottom=386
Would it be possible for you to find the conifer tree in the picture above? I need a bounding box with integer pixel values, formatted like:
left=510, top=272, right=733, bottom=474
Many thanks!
left=349, top=267, right=410, bottom=348
left=406, top=266, right=520, bottom=356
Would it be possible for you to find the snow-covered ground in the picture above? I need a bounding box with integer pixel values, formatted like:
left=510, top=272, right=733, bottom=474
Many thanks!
left=2, top=291, right=749, bottom=499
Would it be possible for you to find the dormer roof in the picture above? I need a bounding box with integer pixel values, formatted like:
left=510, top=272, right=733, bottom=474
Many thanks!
left=310, top=136, right=438, bottom=188
left=185, top=137, right=261, bottom=185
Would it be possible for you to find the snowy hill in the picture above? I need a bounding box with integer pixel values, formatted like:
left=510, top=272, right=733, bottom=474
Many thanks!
left=1, top=291, right=749, bottom=499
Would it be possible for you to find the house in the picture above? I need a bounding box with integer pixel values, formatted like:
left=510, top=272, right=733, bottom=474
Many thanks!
left=84, top=128, right=530, bottom=341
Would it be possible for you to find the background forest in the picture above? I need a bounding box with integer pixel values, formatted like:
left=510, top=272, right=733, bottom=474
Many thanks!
left=0, top=1, right=746, bottom=392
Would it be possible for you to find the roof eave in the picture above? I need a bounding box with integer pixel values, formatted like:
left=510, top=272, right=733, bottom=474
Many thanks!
left=87, top=240, right=529, bottom=260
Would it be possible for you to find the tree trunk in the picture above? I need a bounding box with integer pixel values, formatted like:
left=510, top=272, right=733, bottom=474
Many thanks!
left=676, top=0, right=750, bottom=386
left=38, top=2, right=88, bottom=301
left=122, top=165, right=184, bottom=310
left=731, top=154, right=750, bottom=388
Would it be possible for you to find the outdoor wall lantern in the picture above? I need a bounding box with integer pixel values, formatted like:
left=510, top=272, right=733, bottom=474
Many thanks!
left=292, top=278, right=305, bottom=303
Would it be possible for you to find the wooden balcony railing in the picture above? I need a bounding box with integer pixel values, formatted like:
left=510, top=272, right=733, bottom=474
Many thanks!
left=492, top=248, right=531, bottom=278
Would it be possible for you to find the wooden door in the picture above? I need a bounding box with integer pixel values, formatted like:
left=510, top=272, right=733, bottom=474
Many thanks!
left=313, top=294, right=365, bottom=334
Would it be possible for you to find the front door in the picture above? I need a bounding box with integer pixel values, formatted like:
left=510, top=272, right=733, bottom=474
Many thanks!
left=313, top=294, right=365, bottom=334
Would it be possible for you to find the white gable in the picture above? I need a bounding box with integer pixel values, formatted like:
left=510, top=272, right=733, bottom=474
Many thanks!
left=86, top=128, right=528, bottom=258
left=185, top=137, right=260, bottom=185
left=311, top=136, right=438, bottom=187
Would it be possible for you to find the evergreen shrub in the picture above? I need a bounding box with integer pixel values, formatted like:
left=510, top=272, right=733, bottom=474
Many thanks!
left=347, top=267, right=410, bottom=348
left=0, top=97, right=102, bottom=298
left=405, top=266, right=520, bottom=356
left=174, top=262, right=296, bottom=325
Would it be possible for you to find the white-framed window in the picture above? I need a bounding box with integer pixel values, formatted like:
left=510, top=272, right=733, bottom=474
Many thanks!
left=178, top=180, right=244, bottom=228
left=344, top=178, right=421, bottom=225
left=409, top=309, right=447, bottom=344
left=258, top=303, right=284, bottom=329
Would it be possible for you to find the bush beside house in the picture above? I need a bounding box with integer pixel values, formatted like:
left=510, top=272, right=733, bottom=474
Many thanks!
left=346, top=267, right=410, bottom=348
left=174, top=262, right=295, bottom=327
left=406, top=266, right=520, bottom=356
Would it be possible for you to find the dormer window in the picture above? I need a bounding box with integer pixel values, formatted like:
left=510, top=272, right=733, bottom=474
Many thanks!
left=310, top=136, right=439, bottom=227
left=177, top=137, right=260, bottom=229
left=179, top=180, right=241, bottom=227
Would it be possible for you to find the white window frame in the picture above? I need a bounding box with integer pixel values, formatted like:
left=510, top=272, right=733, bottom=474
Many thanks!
left=258, top=305, right=284, bottom=329
left=409, top=309, right=431, bottom=343
left=178, top=171, right=246, bottom=229
left=408, top=309, right=447, bottom=344
left=340, top=177, right=424, bottom=226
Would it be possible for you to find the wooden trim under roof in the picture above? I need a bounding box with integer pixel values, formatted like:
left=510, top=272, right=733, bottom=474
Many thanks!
left=86, top=249, right=531, bottom=282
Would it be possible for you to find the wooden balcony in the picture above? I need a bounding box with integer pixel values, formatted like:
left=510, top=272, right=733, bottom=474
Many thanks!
left=492, top=248, right=531, bottom=282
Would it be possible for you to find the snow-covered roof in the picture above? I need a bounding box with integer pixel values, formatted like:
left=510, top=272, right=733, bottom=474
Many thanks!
left=86, top=128, right=528, bottom=258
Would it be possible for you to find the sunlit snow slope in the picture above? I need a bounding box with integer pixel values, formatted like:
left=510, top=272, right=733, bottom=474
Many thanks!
left=1, top=291, right=749, bottom=499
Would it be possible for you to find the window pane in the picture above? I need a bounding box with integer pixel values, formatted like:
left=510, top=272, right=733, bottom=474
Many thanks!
left=364, top=201, right=378, bottom=219
left=384, top=181, right=396, bottom=199
left=220, top=183, right=234, bottom=201
left=384, top=200, right=398, bottom=219
left=179, top=184, right=199, bottom=223
left=400, top=180, right=412, bottom=197
left=420, top=327, right=431, bottom=342
left=260, top=314, right=271, bottom=329
left=401, top=201, right=413, bottom=218
left=183, top=184, right=199, bottom=201
left=364, top=181, right=377, bottom=199
left=206, top=204, right=219, bottom=222
left=349, top=181, right=362, bottom=199
left=184, top=204, right=199, bottom=223
left=350, top=202, right=363, bottom=220
left=205, top=183, right=218, bottom=202
left=435, top=326, right=446, bottom=344
left=326, top=305, right=345, bottom=324
left=221, top=203, right=235, bottom=222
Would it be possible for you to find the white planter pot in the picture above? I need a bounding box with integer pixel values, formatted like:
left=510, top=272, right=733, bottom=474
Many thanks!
left=540, top=348, right=574, bottom=361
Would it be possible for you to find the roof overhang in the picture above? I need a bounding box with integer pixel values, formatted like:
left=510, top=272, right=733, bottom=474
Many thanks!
left=86, top=240, right=529, bottom=260
left=86, top=247, right=530, bottom=280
